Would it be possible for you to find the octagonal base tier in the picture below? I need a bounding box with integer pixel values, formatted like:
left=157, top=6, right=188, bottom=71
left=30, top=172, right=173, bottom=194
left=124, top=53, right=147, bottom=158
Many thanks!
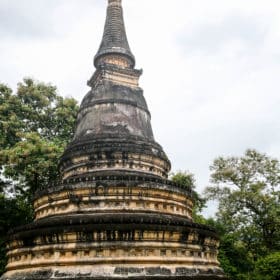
left=2, top=213, right=227, bottom=280
left=33, top=175, right=194, bottom=221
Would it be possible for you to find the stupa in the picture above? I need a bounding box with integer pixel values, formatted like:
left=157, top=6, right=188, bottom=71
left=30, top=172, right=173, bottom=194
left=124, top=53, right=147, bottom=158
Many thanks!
left=1, top=0, right=226, bottom=279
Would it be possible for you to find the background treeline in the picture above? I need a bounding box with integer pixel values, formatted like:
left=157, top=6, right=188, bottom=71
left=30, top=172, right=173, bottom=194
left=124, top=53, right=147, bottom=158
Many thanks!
left=0, top=79, right=279, bottom=279
left=172, top=150, right=280, bottom=280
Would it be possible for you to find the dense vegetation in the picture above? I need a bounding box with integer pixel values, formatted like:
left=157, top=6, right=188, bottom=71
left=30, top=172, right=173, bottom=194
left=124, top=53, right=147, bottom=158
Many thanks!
left=205, top=150, right=280, bottom=279
left=171, top=150, right=280, bottom=280
left=0, top=79, right=279, bottom=279
left=0, top=79, right=79, bottom=275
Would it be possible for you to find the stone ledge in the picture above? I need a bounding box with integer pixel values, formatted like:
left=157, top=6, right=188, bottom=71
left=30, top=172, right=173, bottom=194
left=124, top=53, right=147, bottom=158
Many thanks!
left=8, top=213, right=218, bottom=240
left=34, top=174, right=193, bottom=200
left=1, top=267, right=227, bottom=280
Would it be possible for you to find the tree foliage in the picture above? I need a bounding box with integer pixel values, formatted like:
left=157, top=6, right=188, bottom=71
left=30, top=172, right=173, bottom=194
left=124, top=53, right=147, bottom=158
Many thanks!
left=0, top=78, right=79, bottom=276
left=254, top=252, right=280, bottom=280
left=0, top=194, right=33, bottom=275
left=0, top=78, right=79, bottom=195
left=205, top=149, right=280, bottom=279
left=171, top=171, right=206, bottom=222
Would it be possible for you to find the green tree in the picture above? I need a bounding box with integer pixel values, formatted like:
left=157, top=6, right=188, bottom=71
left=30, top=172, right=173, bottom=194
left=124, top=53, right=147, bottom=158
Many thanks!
left=205, top=218, right=255, bottom=279
left=0, top=78, right=79, bottom=196
left=0, top=78, right=79, bottom=276
left=0, top=194, right=33, bottom=275
left=254, top=252, right=280, bottom=280
left=205, top=149, right=280, bottom=279
left=171, top=171, right=206, bottom=222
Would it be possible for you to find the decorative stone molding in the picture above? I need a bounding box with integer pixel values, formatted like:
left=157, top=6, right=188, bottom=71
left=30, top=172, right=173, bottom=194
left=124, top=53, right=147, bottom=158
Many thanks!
left=0, top=0, right=227, bottom=279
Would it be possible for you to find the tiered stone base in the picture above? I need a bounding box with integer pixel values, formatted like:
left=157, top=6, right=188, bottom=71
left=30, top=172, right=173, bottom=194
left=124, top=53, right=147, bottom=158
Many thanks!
left=1, top=178, right=226, bottom=280
left=2, top=214, right=226, bottom=280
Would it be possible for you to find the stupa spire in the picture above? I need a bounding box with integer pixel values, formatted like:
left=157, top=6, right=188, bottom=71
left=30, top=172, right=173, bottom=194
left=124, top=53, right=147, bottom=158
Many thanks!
left=1, top=2, right=226, bottom=280
left=94, top=0, right=135, bottom=68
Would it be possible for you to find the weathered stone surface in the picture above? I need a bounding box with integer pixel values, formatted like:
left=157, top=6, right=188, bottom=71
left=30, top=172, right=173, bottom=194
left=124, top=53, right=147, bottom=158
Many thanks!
left=76, top=80, right=152, bottom=140
left=59, top=135, right=171, bottom=180
left=94, top=0, right=135, bottom=68
left=1, top=270, right=227, bottom=280
left=1, top=0, right=227, bottom=279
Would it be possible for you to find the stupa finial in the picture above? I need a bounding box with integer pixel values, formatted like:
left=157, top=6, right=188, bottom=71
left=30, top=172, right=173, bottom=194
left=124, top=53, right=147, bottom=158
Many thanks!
left=94, top=0, right=135, bottom=68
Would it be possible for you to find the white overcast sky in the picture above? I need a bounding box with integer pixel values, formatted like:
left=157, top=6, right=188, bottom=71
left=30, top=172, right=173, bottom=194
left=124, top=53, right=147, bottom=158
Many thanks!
left=1, top=0, right=280, bottom=216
